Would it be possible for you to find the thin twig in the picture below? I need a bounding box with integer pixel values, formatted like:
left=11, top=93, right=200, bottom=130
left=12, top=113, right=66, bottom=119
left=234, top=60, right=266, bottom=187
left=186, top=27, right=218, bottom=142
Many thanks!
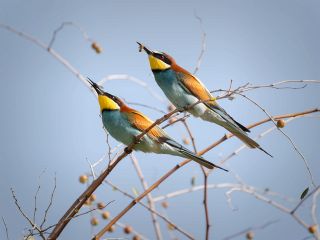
left=1, top=217, right=9, bottom=240
left=291, top=186, right=320, bottom=214
left=193, top=11, right=207, bottom=75
left=11, top=188, right=46, bottom=240
left=237, top=93, right=316, bottom=187
left=48, top=21, right=94, bottom=49
left=40, top=174, right=57, bottom=228
left=182, top=119, right=211, bottom=240
left=43, top=201, right=113, bottom=233
left=33, top=185, right=41, bottom=224
left=0, top=23, right=91, bottom=89
left=98, top=74, right=165, bottom=103
left=222, top=219, right=279, bottom=240
left=130, top=153, right=163, bottom=240
left=113, top=220, right=149, bottom=240
left=105, top=180, right=194, bottom=239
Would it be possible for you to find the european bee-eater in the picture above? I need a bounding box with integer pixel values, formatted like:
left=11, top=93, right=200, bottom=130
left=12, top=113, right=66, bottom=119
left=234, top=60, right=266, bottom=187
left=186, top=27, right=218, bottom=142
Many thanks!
left=87, top=79, right=227, bottom=171
left=137, top=42, right=272, bottom=157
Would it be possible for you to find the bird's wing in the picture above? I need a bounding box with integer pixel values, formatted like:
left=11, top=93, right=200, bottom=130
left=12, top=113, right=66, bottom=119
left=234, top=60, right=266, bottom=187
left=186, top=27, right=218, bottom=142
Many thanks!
left=172, top=65, right=216, bottom=104
left=174, top=67, right=250, bottom=132
left=121, top=106, right=168, bottom=141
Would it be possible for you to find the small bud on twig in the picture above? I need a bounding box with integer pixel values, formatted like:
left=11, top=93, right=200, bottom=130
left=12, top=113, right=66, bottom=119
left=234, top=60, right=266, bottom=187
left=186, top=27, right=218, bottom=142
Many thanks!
left=276, top=119, right=286, bottom=128
left=79, top=175, right=88, bottom=184
left=91, top=42, right=102, bottom=54
left=246, top=231, right=254, bottom=239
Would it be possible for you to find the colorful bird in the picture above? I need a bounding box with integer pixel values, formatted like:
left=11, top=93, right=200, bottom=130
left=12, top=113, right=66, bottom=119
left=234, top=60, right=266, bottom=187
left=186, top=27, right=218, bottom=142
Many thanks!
left=137, top=42, right=272, bottom=157
left=87, top=78, right=227, bottom=171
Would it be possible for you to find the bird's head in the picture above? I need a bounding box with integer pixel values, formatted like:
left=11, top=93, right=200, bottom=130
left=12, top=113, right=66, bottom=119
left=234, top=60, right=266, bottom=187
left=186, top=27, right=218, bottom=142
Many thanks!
left=137, top=42, right=175, bottom=71
left=87, top=78, right=123, bottom=112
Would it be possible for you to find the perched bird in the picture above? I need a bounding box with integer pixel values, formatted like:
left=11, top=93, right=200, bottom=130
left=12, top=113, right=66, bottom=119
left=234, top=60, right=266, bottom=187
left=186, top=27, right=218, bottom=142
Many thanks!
left=87, top=78, right=227, bottom=171
left=137, top=42, right=272, bottom=157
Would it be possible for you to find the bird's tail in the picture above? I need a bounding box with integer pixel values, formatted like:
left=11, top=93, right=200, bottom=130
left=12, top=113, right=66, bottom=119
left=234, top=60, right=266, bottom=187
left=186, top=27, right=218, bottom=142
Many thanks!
left=182, top=150, right=228, bottom=171
left=222, top=123, right=273, bottom=158
left=165, top=139, right=228, bottom=171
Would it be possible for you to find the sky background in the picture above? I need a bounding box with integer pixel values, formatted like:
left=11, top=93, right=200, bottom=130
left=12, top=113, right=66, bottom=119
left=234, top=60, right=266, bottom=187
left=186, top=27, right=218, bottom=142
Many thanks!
left=0, top=0, right=319, bottom=239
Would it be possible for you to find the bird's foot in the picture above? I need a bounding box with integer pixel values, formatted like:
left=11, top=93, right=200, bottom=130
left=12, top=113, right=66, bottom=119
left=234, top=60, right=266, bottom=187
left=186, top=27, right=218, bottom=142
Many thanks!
left=124, top=147, right=132, bottom=154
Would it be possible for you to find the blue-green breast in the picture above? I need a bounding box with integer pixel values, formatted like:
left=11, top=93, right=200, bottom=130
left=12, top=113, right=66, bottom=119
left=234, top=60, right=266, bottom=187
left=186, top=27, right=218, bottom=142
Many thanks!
left=153, top=69, right=201, bottom=111
left=101, top=110, right=139, bottom=146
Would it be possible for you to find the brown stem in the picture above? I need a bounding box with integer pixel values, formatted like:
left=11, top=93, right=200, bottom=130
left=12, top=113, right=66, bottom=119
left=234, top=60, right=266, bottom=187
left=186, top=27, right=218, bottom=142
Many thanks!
left=130, top=154, right=163, bottom=240
left=48, top=154, right=124, bottom=239
left=182, top=120, right=211, bottom=239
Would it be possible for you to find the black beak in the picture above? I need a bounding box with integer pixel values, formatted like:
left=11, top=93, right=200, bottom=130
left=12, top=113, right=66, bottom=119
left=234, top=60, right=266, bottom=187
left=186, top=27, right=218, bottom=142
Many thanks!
left=87, top=78, right=105, bottom=95
left=87, top=78, right=119, bottom=100
left=137, top=42, right=153, bottom=55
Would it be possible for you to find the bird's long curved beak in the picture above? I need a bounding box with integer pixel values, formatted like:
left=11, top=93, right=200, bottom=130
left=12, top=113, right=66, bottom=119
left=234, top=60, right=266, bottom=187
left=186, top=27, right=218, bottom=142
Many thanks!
left=137, top=42, right=153, bottom=55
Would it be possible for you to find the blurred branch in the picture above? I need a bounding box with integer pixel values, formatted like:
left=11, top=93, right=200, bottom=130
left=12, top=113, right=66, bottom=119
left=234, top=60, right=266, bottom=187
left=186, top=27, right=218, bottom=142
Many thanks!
left=113, top=220, right=149, bottom=240
left=48, top=21, right=94, bottom=49
left=312, top=189, right=320, bottom=226
left=0, top=23, right=92, bottom=89
left=130, top=153, right=163, bottom=240
left=182, top=119, right=211, bottom=240
left=105, top=180, right=194, bottom=239
left=193, top=11, right=207, bottom=75
left=222, top=219, right=279, bottom=240
left=1, top=217, right=9, bottom=240
left=291, top=186, right=320, bottom=215
left=99, top=74, right=165, bottom=103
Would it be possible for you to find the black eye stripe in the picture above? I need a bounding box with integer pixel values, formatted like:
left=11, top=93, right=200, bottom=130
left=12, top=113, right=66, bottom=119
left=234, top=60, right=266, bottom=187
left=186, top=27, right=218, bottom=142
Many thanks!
left=154, top=53, right=171, bottom=65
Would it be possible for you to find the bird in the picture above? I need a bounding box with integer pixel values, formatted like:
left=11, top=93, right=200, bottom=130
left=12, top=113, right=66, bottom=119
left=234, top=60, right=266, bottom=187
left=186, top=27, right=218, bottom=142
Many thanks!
left=87, top=78, right=227, bottom=171
left=137, top=42, right=272, bottom=157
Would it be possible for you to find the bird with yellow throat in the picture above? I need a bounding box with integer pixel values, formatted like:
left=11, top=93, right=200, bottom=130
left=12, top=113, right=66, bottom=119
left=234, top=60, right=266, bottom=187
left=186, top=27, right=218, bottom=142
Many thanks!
left=137, top=42, right=272, bottom=157
left=88, top=78, right=227, bottom=171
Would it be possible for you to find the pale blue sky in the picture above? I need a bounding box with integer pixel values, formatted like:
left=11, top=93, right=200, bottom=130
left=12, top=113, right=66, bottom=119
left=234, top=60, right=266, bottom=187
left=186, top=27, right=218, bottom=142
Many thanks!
left=0, top=0, right=319, bottom=239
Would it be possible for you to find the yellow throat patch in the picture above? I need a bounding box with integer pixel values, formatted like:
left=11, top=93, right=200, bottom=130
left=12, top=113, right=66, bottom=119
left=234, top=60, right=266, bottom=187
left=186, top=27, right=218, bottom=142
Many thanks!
left=98, top=95, right=120, bottom=111
left=148, top=55, right=170, bottom=71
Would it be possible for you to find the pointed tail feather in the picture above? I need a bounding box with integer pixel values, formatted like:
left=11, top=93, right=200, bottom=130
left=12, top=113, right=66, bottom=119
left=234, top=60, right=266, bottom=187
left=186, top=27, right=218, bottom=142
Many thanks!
left=222, top=123, right=273, bottom=157
left=182, top=150, right=228, bottom=171
left=164, top=139, right=228, bottom=171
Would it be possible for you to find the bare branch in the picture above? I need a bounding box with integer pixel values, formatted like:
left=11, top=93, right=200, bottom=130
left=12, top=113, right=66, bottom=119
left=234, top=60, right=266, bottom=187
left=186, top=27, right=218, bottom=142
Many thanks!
left=11, top=188, right=45, bottom=240
left=130, top=153, right=163, bottom=240
left=222, top=219, right=279, bottom=240
left=40, top=174, right=57, bottom=228
left=1, top=217, right=9, bottom=240
left=291, top=186, right=320, bottom=214
left=48, top=21, right=94, bottom=49
left=193, top=11, right=207, bottom=75
left=105, top=180, right=194, bottom=239
left=98, top=74, right=165, bottom=103
left=237, top=93, right=316, bottom=187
